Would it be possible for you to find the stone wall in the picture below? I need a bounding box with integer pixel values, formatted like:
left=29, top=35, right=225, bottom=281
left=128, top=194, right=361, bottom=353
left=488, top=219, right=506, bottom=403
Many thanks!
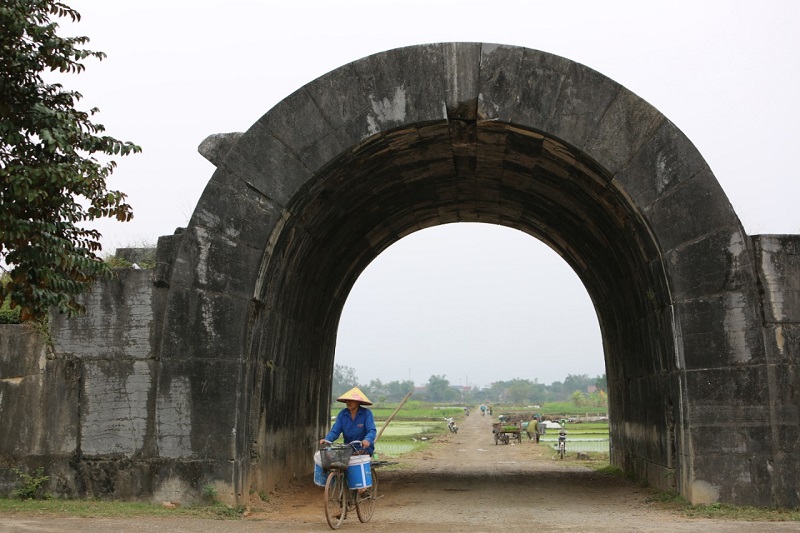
left=753, top=235, right=800, bottom=506
left=0, top=270, right=229, bottom=503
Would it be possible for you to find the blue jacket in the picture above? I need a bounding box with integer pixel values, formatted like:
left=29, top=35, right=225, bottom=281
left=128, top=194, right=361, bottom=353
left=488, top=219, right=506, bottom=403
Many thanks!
left=324, top=406, right=377, bottom=455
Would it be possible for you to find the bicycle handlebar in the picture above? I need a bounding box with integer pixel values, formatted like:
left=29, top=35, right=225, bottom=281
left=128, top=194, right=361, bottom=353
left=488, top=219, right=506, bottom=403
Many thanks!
left=319, top=440, right=364, bottom=450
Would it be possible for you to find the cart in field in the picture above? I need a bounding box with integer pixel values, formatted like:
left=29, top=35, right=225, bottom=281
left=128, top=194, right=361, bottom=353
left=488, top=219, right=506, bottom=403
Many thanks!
left=492, top=421, right=522, bottom=445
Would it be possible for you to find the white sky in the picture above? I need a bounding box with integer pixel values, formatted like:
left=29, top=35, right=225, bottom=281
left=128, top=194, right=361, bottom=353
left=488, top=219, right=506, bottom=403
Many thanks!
left=65, top=0, right=799, bottom=387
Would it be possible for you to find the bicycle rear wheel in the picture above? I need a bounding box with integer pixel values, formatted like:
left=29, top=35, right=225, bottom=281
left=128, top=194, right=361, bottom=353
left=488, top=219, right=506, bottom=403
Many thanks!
left=324, top=470, right=346, bottom=529
left=355, top=468, right=377, bottom=523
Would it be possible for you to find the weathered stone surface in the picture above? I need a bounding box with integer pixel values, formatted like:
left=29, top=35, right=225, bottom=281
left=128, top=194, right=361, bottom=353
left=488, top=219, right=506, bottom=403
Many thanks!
left=156, top=359, right=242, bottom=460
left=443, top=42, right=480, bottom=120
left=615, top=118, right=709, bottom=210
left=584, top=87, right=665, bottom=176
left=665, top=227, right=753, bottom=299
left=643, top=167, right=740, bottom=253
left=676, top=291, right=765, bottom=368
left=197, top=132, right=243, bottom=167
left=153, top=230, right=183, bottom=289
left=50, top=270, right=154, bottom=360
left=81, top=360, right=154, bottom=457
left=754, top=235, right=800, bottom=323
left=0, top=327, right=79, bottom=457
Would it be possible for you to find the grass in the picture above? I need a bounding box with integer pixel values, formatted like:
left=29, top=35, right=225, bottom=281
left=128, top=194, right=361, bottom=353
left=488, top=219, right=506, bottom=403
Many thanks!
left=593, top=463, right=623, bottom=476
left=0, top=498, right=247, bottom=519
left=646, top=491, right=800, bottom=521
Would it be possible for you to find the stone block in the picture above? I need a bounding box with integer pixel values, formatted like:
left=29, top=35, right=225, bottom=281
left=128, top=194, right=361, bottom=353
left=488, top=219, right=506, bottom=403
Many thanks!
left=349, top=43, right=447, bottom=129
left=543, top=59, right=619, bottom=150
left=166, top=226, right=267, bottom=300
left=477, top=44, right=525, bottom=122
left=153, top=231, right=184, bottom=288
left=50, top=270, right=155, bottom=360
left=583, top=87, right=664, bottom=175
left=689, top=452, right=774, bottom=506
left=643, top=167, right=739, bottom=253
left=676, top=291, right=764, bottom=368
left=221, top=123, right=315, bottom=208
left=690, top=425, right=774, bottom=456
left=0, top=324, right=45, bottom=377
left=0, top=350, right=79, bottom=457
left=156, top=359, right=242, bottom=460
left=160, top=288, right=249, bottom=361
left=443, top=42, right=480, bottom=119
left=615, top=119, right=709, bottom=209
left=665, top=227, right=754, bottom=300
left=685, top=366, right=770, bottom=414
left=81, top=360, right=155, bottom=457
left=753, top=235, right=800, bottom=323
left=198, top=132, right=243, bottom=167
left=257, top=87, right=347, bottom=173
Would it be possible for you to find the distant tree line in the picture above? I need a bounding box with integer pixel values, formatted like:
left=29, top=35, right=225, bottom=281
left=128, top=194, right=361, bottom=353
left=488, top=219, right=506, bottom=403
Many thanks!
left=331, top=364, right=607, bottom=406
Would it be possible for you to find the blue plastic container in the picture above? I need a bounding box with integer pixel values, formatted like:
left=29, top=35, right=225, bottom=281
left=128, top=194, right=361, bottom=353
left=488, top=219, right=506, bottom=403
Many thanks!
left=346, top=454, right=372, bottom=489
left=313, top=451, right=327, bottom=487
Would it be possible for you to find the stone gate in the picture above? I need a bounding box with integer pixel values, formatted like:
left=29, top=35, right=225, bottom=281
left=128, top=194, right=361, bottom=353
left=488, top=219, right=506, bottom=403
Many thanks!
left=0, top=43, right=797, bottom=507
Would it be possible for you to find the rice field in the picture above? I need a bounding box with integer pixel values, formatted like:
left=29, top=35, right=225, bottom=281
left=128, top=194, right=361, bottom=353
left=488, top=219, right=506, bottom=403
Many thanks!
left=538, top=421, right=610, bottom=453
left=378, top=422, right=441, bottom=437
left=375, top=442, right=423, bottom=455
left=372, top=420, right=443, bottom=457
left=348, top=404, right=612, bottom=457
left=540, top=438, right=610, bottom=453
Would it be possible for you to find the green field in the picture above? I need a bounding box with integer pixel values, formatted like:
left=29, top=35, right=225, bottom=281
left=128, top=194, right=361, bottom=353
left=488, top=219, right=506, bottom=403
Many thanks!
left=372, top=419, right=447, bottom=458
left=539, top=421, right=610, bottom=453
left=327, top=402, right=610, bottom=458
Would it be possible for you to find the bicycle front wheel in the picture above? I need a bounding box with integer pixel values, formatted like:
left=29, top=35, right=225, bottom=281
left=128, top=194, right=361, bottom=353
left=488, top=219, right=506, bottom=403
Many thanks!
left=356, top=468, right=378, bottom=523
left=324, top=470, right=346, bottom=529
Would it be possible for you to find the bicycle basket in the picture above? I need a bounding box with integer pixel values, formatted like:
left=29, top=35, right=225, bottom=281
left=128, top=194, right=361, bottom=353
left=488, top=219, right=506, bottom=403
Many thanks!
left=320, top=446, right=353, bottom=469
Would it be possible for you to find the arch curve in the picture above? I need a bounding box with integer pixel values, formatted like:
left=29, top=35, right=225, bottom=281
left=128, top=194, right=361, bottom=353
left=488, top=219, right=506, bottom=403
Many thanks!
left=157, top=43, right=786, bottom=507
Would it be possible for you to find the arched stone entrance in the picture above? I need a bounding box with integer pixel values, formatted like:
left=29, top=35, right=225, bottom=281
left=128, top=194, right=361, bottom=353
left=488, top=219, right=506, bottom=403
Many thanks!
left=149, top=43, right=796, bottom=507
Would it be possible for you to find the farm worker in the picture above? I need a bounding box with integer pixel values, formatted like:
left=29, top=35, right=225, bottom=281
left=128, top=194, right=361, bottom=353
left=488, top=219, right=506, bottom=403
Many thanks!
left=320, top=387, right=377, bottom=456
left=480, top=404, right=486, bottom=415
left=532, top=417, right=540, bottom=443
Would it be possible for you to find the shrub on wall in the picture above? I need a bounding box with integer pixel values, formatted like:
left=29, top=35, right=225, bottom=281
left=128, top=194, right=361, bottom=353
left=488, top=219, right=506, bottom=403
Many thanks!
left=0, top=275, right=21, bottom=323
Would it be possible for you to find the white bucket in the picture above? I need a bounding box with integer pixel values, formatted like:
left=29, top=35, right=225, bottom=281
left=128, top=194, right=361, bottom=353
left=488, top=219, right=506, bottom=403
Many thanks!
left=346, top=454, right=372, bottom=489
left=313, top=451, right=327, bottom=487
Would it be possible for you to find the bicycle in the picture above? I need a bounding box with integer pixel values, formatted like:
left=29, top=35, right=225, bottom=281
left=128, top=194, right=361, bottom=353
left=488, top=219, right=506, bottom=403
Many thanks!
left=558, top=432, right=567, bottom=460
left=319, top=441, right=379, bottom=530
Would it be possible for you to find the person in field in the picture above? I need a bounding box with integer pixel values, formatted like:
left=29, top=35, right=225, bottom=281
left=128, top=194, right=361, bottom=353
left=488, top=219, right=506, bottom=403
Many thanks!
left=320, top=387, right=377, bottom=456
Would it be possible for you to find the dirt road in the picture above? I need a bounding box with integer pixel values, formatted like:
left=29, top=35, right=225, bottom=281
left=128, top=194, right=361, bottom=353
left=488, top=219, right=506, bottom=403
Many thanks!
left=2, top=413, right=797, bottom=532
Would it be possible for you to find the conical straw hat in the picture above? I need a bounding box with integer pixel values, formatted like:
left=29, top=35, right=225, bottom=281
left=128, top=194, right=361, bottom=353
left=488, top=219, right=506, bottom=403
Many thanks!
left=336, top=386, right=372, bottom=406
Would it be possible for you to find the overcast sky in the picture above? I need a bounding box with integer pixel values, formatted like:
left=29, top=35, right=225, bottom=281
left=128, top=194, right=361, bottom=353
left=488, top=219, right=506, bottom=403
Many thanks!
left=65, top=1, right=799, bottom=388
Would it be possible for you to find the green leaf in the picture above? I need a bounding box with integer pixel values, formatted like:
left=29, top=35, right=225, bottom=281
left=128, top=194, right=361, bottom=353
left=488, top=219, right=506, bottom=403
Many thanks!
left=0, top=1, right=139, bottom=321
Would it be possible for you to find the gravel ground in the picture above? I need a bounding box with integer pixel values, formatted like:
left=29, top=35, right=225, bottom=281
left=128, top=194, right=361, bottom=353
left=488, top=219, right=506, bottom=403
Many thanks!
left=2, top=413, right=798, bottom=532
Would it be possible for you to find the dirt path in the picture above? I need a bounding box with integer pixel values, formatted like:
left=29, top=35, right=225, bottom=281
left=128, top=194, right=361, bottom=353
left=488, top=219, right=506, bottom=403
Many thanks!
left=2, top=413, right=797, bottom=531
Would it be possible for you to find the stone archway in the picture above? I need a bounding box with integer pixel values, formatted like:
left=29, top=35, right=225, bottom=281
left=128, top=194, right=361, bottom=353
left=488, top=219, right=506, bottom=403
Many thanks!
left=151, top=43, right=796, bottom=507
